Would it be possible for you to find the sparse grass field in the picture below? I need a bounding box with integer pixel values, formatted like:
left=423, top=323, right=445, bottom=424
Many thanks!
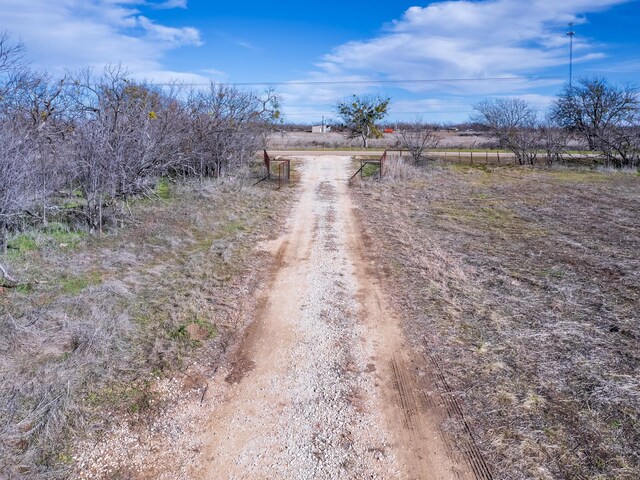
left=267, top=130, right=496, bottom=150
left=351, top=162, right=639, bottom=479
left=0, top=175, right=295, bottom=479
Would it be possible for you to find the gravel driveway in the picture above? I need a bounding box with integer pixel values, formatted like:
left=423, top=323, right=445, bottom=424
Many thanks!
left=195, top=156, right=472, bottom=480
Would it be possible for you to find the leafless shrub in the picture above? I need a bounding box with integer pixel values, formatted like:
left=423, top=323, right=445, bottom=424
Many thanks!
left=397, top=118, right=440, bottom=163
left=183, top=84, right=279, bottom=178
left=471, top=97, right=541, bottom=165
left=539, top=117, right=569, bottom=166
left=64, top=67, right=188, bottom=230
left=1, top=37, right=281, bottom=235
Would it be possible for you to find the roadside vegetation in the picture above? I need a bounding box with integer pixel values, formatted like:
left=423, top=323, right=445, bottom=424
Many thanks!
left=351, top=161, right=639, bottom=479
left=471, top=78, right=639, bottom=168
left=1, top=177, right=294, bottom=478
left=0, top=32, right=280, bottom=267
left=282, top=78, right=640, bottom=169
left=0, top=31, right=292, bottom=479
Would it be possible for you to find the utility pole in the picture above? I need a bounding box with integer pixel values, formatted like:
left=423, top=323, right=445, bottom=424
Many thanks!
left=567, top=22, right=575, bottom=88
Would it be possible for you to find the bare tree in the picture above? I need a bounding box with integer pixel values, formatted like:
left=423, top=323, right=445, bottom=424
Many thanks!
left=551, top=77, right=640, bottom=167
left=471, top=98, right=540, bottom=165
left=65, top=67, right=191, bottom=230
left=0, top=120, right=37, bottom=234
left=184, top=83, right=279, bottom=178
left=0, top=35, right=65, bottom=235
left=0, top=31, right=28, bottom=104
left=539, top=116, right=569, bottom=166
left=397, top=118, right=440, bottom=162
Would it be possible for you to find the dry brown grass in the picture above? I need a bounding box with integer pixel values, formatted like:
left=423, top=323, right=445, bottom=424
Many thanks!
left=351, top=163, right=640, bottom=479
left=0, top=175, right=295, bottom=479
left=266, top=131, right=497, bottom=150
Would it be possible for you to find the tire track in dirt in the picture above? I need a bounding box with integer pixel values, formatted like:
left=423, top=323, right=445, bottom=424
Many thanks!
left=193, top=156, right=480, bottom=479
left=340, top=172, right=479, bottom=480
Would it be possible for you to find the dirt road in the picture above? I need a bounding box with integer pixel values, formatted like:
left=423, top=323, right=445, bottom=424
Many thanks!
left=195, top=156, right=475, bottom=479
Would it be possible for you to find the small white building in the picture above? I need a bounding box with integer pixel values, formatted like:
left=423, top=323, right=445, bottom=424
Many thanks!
left=311, top=125, right=330, bottom=133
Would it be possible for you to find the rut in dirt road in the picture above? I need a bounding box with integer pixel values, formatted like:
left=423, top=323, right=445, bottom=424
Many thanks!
left=195, top=156, right=478, bottom=480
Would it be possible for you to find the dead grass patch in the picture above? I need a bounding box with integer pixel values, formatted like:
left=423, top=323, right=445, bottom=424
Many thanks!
left=0, top=177, right=295, bottom=478
left=351, top=164, right=640, bottom=480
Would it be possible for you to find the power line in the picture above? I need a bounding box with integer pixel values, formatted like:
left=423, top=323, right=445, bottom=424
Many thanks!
left=285, top=103, right=473, bottom=108
left=282, top=110, right=473, bottom=117
left=154, top=75, right=564, bottom=87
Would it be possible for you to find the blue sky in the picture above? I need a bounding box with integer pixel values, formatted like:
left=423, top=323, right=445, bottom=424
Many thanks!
left=1, top=0, right=639, bottom=123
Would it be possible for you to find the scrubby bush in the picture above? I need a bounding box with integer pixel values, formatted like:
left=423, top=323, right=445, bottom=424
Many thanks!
left=0, top=34, right=280, bottom=238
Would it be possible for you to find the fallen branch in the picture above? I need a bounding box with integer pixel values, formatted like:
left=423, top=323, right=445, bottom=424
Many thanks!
left=200, top=383, right=209, bottom=405
left=0, top=262, right=18, bottom=287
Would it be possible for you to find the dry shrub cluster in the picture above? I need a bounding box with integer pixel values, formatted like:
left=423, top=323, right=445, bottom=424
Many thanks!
left=382, top=155, right=423, bottom=180
left=0, top=33, right=280, bottom=241
left=267, top=131, right=393, bottom=150
left=352, top=163, right=639, bottom=479
left=0, top=177, right=294, bottom=479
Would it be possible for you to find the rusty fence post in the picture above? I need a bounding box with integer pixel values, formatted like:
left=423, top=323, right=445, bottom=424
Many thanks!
left=263, top=149, right=271, bottom=179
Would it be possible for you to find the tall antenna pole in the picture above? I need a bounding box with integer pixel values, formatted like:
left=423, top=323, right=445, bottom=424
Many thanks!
left=567, top=22, right=575, bottom=87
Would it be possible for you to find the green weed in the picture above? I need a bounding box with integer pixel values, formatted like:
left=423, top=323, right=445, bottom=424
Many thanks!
left=549, top=171, right=613, bottom=183
left=15, top=284, right=34, bottom=294
left=60, top=271, right=101, bottom=294
left=155, top=178, right=171, bottom=199
left=8, top=234, right=38, bottom=253
left=218, top=219, right=246, bottom=237
left=362, top=163, right=382, bottom=177
left=57, top=451, right=73, bottom=465
left=86, top=382, right=153, bottom=415
left=44, top=223, right=86, bottom=248
left=170, top=316, right=217, bottom=342
left=538, top=269, right=566, bottom=279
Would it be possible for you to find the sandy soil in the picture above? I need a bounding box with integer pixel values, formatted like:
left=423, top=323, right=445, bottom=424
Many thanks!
left=193, top=156, right=475, bottom=479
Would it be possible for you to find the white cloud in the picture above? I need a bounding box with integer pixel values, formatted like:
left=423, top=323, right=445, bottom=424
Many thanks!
left=200, top=68, right=228, bottom=79
left=236, top=40, right=259, bottom=51
left=138, top=16, right=202, bottom=46
left=152, top=0, right=188, bottom=9
left=588, top=59, right=640, bottom=74
left=320, top=0, right=630, bottom=84
left=0, top=0, right=203, bottom=78
left=280, top=0, right=632, bottom=122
